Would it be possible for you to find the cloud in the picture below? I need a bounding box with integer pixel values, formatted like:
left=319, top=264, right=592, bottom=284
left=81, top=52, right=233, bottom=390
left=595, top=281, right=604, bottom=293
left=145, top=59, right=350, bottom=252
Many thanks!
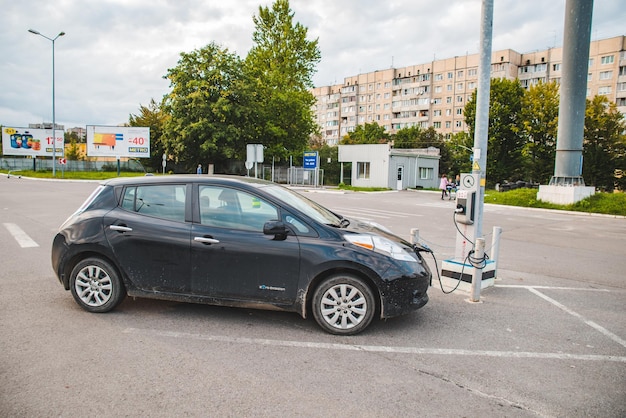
left=1, top=0, right=623, bottom=129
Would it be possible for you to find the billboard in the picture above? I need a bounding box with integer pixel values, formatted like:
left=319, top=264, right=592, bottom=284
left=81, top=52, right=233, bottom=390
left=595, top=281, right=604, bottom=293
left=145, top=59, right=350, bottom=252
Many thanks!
left=1, top=126, right=64, bottom=157
left=86, top=125, right=150, bottom=158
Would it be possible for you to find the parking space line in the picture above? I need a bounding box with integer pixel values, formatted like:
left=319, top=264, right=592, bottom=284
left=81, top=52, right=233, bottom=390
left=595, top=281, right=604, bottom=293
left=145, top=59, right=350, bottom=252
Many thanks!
left=123, top=327, right=626, bottom=363
left=525, top=287, right=626, bottom=349
left=331, top=207, right=421, bottom=218
left=3, top=223, right=39, bottom=248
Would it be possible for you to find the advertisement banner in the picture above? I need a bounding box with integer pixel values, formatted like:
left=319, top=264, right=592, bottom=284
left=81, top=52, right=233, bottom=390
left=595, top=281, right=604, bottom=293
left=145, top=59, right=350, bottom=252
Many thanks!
left=86, top=125, right=150, bottom=158
left=1, top=127, right=64, bottom=157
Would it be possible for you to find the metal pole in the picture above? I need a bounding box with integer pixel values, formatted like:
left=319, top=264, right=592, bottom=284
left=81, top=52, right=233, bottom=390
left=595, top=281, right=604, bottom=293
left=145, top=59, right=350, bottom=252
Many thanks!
left=491, top=226, right=502, bottom=278
left=470, top=0, right=494, bottom=301
left=52, top=37, right=56, bottom=176
left=28, top=29, right=65, bottom=177
left=552, top=0, right=594, bottom=184
left=470, top=238, right=486, bottom=302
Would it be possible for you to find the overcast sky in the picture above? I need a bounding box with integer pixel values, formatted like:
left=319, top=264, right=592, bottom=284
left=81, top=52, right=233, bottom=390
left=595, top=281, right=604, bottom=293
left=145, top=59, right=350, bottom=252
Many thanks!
left=1, top=0, right=624, bottom=129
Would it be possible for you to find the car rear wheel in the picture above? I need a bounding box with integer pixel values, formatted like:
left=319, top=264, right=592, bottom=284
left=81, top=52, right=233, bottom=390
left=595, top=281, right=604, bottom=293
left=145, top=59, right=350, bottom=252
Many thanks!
left=312, top=275, right=375, bottom=335
left=69, top=257, right=125, bottom=313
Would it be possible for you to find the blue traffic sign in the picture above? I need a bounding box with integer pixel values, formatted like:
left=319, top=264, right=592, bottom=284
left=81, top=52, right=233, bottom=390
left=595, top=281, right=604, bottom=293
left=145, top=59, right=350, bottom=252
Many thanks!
left=303, top=151, right=318, bottom=169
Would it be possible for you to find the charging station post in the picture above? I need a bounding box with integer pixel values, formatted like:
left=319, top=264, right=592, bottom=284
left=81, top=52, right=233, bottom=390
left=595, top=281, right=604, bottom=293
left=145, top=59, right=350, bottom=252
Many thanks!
left=441, top=173, right=496, bottom=293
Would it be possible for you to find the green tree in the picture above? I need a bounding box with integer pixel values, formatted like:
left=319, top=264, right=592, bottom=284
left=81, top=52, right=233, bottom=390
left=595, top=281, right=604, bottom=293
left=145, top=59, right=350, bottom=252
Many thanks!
left=520, top=81, right=559, bottom=183
left=583, top=95, right=626, bottom=191
left=464, top=78, right=525, bottom=187
left=393, top=125, right=422, bottom=148
left=129, top=98, right=169, bottom=173
left=162, top=43, right=250, bottom=172
left=340, top=122, right=390, bottom=144
left=64, top=131, right=83, bottom=160
left=244, top=0, right=321, bottom=161
left=446, top=132, right=474, bottom=177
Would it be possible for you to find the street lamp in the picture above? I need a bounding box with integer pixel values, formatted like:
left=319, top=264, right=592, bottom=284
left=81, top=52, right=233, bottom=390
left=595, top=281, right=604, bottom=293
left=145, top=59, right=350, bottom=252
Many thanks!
left=28, top=29, right=65, bottom=176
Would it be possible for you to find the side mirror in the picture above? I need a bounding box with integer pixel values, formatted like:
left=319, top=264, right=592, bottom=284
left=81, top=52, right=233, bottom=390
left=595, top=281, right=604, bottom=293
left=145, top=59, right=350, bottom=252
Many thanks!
left=263, top=220, right=289, bottom=240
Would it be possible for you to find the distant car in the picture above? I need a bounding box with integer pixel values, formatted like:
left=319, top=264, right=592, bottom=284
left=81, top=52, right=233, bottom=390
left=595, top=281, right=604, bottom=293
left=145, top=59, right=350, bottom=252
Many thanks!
left=51, top=175, right=431, bottom=335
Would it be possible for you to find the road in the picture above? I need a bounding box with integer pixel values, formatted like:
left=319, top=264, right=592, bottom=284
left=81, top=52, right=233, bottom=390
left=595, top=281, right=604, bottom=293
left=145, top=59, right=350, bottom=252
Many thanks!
left=1, top=177, right=625, bottom=417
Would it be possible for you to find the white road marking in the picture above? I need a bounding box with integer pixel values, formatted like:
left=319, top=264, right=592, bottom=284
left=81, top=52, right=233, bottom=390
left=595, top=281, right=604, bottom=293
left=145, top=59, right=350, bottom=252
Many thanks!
left=3, top=223, right=39, bottom=248
left=122, top=327, right=626, bottom=363
left=331, top=207, right=422, bottom=219
left=526, top=287, right=626, bottom=349
left=497, top=285, right=610, bottom=292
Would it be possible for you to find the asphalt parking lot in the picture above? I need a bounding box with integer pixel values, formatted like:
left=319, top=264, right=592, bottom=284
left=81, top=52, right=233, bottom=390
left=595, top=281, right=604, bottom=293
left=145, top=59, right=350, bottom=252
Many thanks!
left=1, top=176, right=625, bottom=417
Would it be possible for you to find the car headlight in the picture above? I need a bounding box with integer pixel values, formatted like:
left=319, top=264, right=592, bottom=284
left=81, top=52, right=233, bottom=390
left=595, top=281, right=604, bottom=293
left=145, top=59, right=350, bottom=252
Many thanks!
left=345, top=234, right=418, bottom=262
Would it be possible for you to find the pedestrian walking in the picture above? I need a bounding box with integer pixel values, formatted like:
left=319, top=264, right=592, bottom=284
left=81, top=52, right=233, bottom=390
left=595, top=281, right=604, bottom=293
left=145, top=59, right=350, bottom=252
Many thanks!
left=439, top=174, right=449, bottom=199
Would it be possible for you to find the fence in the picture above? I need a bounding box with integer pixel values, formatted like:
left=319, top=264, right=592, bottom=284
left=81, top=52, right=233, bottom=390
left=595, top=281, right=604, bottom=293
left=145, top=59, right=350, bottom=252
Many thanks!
left=1, top=157, right=327, bottom=187
left=1, top=157, right=145, bottom=174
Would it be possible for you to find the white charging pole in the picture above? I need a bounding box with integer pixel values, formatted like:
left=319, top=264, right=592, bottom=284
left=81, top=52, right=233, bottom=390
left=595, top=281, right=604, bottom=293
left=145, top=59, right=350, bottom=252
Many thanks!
left=469, top=0, right=494, bottom=302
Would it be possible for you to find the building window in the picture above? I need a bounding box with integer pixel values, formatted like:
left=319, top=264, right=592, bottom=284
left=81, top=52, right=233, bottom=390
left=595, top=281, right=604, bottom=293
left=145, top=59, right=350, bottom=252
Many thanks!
left=447, top=72, right=453, bottom=79
left=599, top=71, right=613, bottom=80
left=456, top=108, right=463, bottom=115
left=446, top=109, right=452, bottom=116
left=357, top=162, right=371, bottom=180
left=617, top=98, right=626, bottom=106
left=456, top=96, right=463, bottom=103
left=455, top=120, right=463, bottom=128
left=601, top=55, right=614, bottom=65
left=433, top=122, right=441, bottom=128
left=598, top=86, right=611, bottom=95
left=446, top=97, right=452, bottom=104
left=420, top=167, right=433, bottom=180
left=553, top=63, right=561, bottom=71
left=447, top=84, right=453, bottom=91
left=445, top=121, right=451, bottom=128
left=617, top=82, right=626, bottom=92
left=457, top=70, right=464, bottom=78
left=457, top=83, right=464, bottom=90
left=435, top=73, right=443, bottom=81
left=468, top=68, right=478, bottom=76
left=435, top=86, right=442, bottom=93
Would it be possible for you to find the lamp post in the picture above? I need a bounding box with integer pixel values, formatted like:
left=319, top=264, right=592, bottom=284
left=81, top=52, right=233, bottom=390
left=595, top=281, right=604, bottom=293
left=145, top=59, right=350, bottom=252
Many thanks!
left=28, top=29, right=65, bottom=176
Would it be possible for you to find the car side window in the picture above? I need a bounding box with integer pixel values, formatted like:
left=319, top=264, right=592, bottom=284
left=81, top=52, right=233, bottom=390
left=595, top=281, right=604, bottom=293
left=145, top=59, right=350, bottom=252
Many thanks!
left=199, top=186, right=278, bottom=232
left=121, top=185, right=186, bottom=222
left=284, top=214, right=311, bottom=234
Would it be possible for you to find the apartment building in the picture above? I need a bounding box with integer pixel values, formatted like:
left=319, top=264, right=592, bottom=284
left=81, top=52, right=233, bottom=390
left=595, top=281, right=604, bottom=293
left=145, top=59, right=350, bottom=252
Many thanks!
left=311, top=36, right=626, bottom=145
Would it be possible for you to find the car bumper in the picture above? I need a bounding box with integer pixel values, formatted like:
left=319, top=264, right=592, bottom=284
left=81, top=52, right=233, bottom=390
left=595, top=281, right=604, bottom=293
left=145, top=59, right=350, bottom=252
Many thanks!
left=378, top=260, right=431, bottom=318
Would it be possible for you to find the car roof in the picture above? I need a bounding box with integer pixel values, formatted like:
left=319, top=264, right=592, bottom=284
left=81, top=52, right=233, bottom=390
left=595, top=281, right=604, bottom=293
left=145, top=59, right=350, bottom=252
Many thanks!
left=102, top=174, right=273, bottom=188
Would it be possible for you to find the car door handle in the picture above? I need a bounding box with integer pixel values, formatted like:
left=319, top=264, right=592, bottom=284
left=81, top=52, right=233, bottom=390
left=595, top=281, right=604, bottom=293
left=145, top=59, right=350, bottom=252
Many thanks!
left=110, top=225, right=133, bottom=232
left=194, top=236, right=220, bottom=245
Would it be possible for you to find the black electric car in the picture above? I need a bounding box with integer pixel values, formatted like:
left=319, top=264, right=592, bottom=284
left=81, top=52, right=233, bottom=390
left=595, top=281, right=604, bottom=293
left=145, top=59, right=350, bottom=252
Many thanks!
left=52, top=175, right=431, bottom=335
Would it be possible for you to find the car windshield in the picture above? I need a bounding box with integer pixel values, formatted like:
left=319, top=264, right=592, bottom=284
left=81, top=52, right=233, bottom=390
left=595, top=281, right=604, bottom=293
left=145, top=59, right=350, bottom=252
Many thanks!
left=261, top=184, right=343, bottom=226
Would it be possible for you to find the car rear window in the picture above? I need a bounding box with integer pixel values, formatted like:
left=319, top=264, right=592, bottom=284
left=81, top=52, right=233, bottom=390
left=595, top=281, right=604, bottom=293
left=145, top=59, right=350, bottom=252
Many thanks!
left=121, top=184, right=186, bottom=222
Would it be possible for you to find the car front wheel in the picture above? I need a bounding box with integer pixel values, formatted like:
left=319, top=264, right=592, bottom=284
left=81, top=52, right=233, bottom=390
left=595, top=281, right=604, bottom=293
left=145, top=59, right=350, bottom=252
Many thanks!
left=312, top=275, right=376, bottom=335
left=69, top=257, right=125, bottom=313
